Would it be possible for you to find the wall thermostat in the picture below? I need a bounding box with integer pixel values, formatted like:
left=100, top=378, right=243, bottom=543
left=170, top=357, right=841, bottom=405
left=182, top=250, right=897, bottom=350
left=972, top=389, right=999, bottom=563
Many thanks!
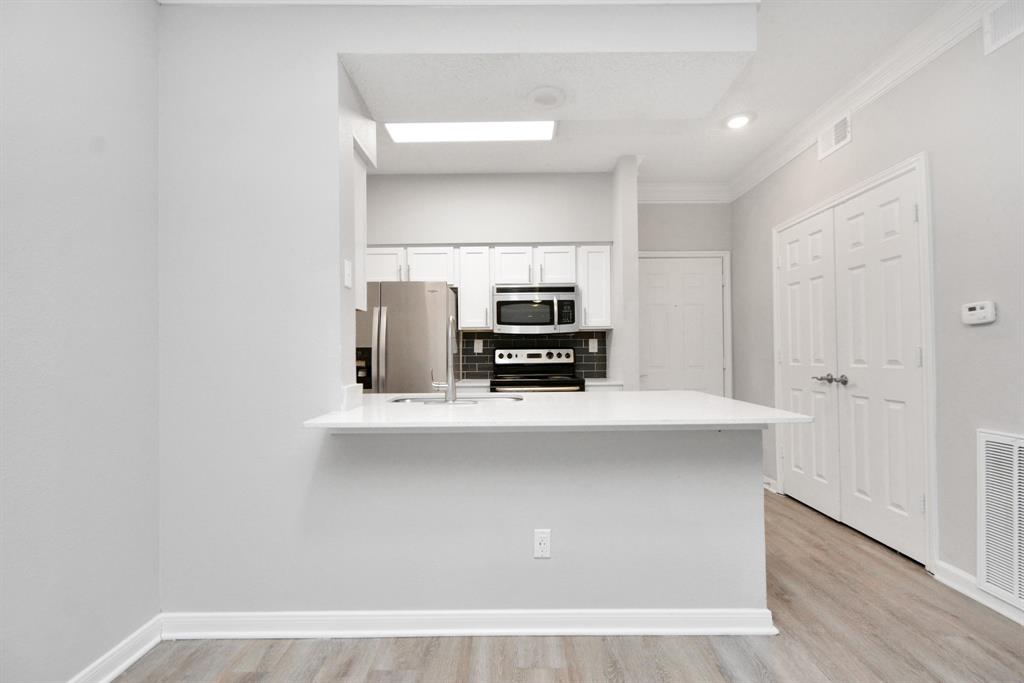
left=961, top=301, right=996, bottom=325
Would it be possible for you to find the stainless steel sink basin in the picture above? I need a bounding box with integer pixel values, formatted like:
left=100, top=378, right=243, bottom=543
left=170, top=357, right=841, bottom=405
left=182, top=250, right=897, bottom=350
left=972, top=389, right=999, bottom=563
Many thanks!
left=389, top=395, right=523, bottom=404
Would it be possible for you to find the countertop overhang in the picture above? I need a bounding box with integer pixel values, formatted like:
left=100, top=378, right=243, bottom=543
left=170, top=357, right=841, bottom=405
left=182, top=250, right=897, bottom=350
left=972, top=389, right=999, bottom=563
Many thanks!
left=305, top=390, right=811, bottom=434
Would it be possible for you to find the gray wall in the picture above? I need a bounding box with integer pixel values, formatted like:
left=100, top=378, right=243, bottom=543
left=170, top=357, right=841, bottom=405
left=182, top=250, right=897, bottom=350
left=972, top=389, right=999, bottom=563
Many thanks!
left=638, top=203, right=732, bottom=251
left=0, top=1, right=160, bottom=680
left=155, top=4, right=711, bottom=614
left=369, top=173, right=613, bottom=245
left=731, top=32, right=1024, bottom=574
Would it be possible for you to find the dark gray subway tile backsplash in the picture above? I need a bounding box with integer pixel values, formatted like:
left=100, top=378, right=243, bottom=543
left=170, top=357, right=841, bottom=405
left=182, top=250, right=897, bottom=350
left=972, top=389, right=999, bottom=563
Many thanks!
left=460, top=331, right=607, bottom=380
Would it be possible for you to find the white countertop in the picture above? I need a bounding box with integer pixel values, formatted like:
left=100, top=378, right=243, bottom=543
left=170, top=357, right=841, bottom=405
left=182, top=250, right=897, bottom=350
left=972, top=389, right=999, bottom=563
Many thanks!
left=305, top=390, right=811, bottom=434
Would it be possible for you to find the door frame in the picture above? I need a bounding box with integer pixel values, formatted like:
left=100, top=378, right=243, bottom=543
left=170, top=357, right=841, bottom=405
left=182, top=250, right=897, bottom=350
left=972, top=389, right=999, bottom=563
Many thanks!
left=770, top=152, right=938, bottom=572
left=638, top=251, right=733, bottom=398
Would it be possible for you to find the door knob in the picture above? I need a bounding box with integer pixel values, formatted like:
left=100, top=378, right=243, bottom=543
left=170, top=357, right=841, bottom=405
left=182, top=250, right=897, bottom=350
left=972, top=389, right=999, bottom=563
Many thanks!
left=836, top=374, right=849, bottom=386
left=811, top=373, right=835, bottom=384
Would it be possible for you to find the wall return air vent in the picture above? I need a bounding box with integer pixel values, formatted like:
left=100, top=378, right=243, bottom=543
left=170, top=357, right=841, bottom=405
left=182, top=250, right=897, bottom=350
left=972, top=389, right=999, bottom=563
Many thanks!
left=978, top=429, right=1024, bottom=610
left=816, top=113, right=852, bottom=160
left=983, top=1, right=1024, bottom=55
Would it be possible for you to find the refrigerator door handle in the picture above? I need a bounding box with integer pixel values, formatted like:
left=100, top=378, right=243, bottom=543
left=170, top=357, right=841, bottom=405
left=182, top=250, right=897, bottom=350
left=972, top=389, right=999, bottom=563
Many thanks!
left=378, top=306, right=388, bottom=393
left=370, top=306, right=381, bottom=393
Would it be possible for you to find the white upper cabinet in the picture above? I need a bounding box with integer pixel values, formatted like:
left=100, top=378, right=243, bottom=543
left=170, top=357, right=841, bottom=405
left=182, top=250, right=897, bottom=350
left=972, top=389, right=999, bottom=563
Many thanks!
left=493, top=246, right=534, bottom=284
left=578, top=245, right=612, bottom=328
left=534, top=245, right=576, bottom=284
left=366, top=247, right=406, bottom=282
left=406, top=246, right=456, bottom=284
left=457, top=247, right=492, bottom=330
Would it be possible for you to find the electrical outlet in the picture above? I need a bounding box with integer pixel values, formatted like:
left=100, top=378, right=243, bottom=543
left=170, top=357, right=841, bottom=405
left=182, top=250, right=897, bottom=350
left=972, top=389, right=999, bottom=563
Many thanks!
left=588, top=338, right=598, bottom=353
left=534, top=529, right=551, bottom=559
left=343, top=259, right=353, bottom=289
left=474, top=339, right=483, bottom=354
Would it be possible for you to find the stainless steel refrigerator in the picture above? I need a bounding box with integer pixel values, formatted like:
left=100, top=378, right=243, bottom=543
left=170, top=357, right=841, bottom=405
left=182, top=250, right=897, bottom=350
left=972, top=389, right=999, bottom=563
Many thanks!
left=356, top=281, right=458, bottom=393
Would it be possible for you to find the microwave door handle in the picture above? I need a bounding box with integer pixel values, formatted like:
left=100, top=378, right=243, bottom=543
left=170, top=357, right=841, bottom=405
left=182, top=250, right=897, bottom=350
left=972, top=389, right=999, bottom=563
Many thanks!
left=552, top=296, right=558, bottom=332
left=378, top=306, right=388, bottom=393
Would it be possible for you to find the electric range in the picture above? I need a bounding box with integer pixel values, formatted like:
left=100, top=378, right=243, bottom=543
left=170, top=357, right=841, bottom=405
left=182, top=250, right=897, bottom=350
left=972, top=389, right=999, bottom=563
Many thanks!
left=489, top=347, right=585, bottom=393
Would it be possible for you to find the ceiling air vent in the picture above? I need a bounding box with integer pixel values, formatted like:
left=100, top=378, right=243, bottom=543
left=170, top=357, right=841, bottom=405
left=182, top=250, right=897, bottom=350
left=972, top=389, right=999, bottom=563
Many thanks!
left=983, top=1, right=1024, bottom=55
left=978, top=429, right=1024, bottom=610
left=816, top=113, right=851, bottom=161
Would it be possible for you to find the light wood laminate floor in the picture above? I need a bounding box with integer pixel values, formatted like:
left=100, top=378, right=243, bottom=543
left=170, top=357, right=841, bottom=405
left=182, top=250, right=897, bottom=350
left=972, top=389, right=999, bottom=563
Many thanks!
left=118, top=493, right=1024, bottom=682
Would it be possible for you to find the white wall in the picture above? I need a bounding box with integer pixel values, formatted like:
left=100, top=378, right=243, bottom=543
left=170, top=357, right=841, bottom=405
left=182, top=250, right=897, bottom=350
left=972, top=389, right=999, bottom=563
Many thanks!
left=730, top=32, right=1024, bottom=575
left=0, top=1, right=160, bottom=680
left=158, top=2, right=715, bottom=613
left=608, top=157, right=641, bottom=389
left=368, top=173, right=613, bottom=245
left=638, top=203, right=732, bottom=252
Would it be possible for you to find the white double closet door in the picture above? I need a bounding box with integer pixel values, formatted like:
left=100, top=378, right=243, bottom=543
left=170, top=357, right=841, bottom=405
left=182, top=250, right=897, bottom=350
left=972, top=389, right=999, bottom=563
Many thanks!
left=776, top=169, right=928, bottom=562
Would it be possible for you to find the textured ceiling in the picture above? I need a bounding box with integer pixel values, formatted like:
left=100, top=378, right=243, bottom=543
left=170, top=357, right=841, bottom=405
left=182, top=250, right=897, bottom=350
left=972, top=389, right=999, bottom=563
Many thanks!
left=348, top=0, right=942, bottom=183
left=344, top=52, right=753, bottom=121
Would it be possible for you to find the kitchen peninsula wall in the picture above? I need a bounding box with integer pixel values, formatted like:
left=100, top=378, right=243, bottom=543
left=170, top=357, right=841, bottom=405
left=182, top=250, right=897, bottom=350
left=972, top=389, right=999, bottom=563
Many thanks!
left=461, top=331, right=607, bottom=380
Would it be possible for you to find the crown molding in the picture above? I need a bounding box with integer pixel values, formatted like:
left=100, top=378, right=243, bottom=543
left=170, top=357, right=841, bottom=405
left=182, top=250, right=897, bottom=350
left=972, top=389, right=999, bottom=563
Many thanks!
left=726, top=0, right=1003, bottom=202
left=638, top=182, right=732, bottom=204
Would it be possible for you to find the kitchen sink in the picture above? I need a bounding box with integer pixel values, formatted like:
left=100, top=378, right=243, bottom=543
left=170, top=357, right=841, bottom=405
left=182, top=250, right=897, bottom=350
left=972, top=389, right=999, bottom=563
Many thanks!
left=389, top=395, right=523, bottom=404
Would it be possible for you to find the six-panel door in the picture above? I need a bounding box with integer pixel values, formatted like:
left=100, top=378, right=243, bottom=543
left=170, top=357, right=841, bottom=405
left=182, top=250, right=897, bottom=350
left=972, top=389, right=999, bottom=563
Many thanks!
left=834, top=170, right=927, bottom=562
left=775, top=212, right=842, bottom=520
left=639, top=256, right=725, bottom=396
left=774, top=168, right=928, bottom=563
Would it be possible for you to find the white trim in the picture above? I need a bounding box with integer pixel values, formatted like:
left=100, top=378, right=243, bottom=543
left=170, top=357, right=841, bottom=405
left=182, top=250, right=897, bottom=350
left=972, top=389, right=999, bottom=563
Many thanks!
left=933, top=561, right=1024, bottom=625
left=763, top=476, right=781, bottom=494
left=638, top=251, right=733, bottom=398
left=161, top=608, right=777, bottom=639
left=638, top=183, right=733, bottom=204
left=728, top=1, right=1002, bottom=201
left=67, top=615, right=162, bottom=683
left=770, top=152, right=938, bottom=572
left=341, top=382, right=363, bottom=410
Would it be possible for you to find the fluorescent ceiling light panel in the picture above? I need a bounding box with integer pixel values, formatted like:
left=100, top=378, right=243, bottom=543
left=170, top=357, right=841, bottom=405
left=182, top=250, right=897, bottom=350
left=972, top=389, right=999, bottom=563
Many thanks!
left=385, top=121, right=555, bottom=143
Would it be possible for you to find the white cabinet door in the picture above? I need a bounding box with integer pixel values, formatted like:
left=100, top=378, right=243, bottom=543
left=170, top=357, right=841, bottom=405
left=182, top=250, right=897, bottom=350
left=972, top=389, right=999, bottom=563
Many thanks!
left=639, top=256, right=725, bottom=396
left=365, top=247, right=405, bottom=282
left=457, top=246, right=492, bottom=330
left=493, top=246, right=534, bottom=284
left=775, top=211, right=841, bottom=520
left=534, top=245, right=576, bottom=283
left=407, top=246, right=455, bottom=284
left=577, top=245, right=612, bottom=328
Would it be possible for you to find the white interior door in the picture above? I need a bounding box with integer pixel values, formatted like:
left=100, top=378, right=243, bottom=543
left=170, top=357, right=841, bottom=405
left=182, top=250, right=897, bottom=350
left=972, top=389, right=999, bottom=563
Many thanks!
left=639, top=256, right=725, bottom=395
left=834, top=169, right=927, bottom=562
left=775, top=212, right=842, bottom=519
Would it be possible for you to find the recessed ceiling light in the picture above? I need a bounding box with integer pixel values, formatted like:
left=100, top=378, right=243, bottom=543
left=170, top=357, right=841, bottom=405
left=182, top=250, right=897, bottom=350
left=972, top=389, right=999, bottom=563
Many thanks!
left=385, top=121, right=556, bottom=143
left=725, top=113, right=755, bottom=129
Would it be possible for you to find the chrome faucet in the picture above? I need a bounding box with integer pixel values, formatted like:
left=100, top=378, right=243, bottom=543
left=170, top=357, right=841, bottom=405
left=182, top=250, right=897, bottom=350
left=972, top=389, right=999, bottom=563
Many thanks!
left=431, top=314, right=458, bottom=403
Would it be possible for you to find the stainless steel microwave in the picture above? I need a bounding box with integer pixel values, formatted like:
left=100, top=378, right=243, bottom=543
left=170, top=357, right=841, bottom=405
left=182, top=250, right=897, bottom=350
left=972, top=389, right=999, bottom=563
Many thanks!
left=492, top=285, right=579, bottom=334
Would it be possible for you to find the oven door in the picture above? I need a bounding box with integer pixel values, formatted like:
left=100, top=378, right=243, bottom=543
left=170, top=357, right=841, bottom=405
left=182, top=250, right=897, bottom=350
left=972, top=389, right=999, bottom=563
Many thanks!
left=492, top=294, right=559, bottom=334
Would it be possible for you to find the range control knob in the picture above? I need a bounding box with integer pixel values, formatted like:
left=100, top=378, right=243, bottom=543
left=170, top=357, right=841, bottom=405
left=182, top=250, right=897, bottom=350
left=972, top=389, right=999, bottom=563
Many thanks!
left=497, top=353, right=504, bottom=359
left=546, top=351, right=554, bottom=359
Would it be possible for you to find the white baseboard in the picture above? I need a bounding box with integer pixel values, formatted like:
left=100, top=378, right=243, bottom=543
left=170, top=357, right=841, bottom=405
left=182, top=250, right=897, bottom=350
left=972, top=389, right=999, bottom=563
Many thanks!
left=763, top=476, right=781, bottom=494
left=68, top=614, right=162, bottom=683
left=66, top=607, right=775, bottom=680
left=161, top=608, right=778, bottom=639
left=932, top=561, right=1024, bottom=625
